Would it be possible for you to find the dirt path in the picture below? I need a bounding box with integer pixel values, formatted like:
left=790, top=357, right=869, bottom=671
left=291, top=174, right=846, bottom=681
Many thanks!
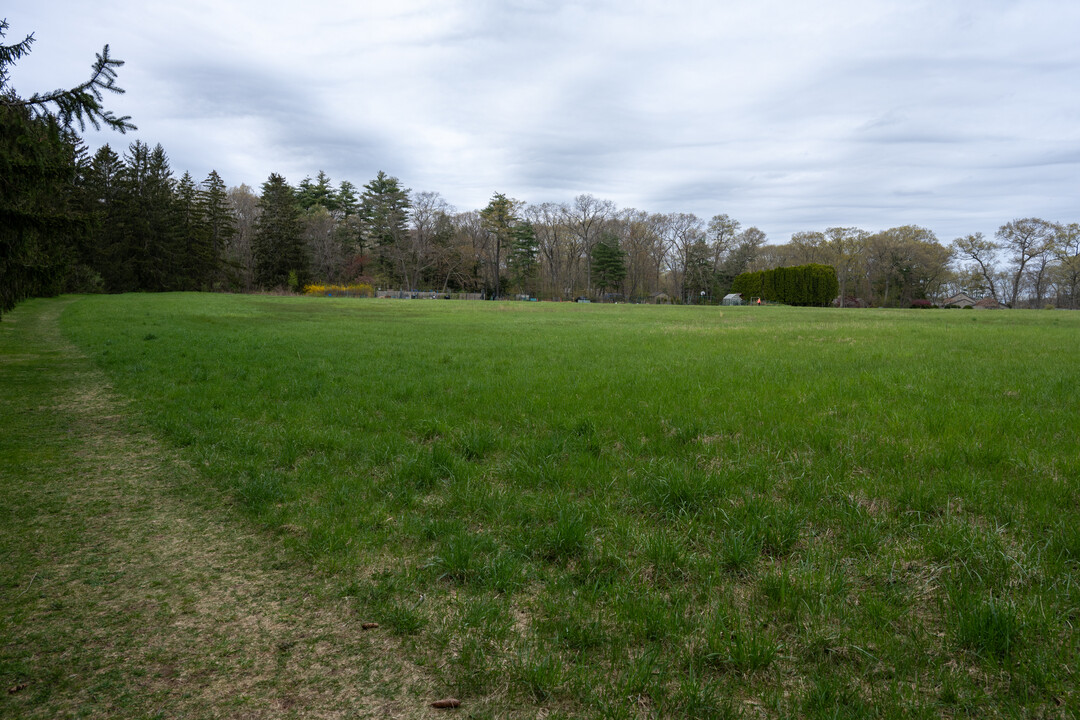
left=0, top=299, right=434, bottom=718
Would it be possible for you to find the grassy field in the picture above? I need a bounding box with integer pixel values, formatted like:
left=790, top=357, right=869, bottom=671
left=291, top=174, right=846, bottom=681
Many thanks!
left=3, top=293, right=1079, bottom=718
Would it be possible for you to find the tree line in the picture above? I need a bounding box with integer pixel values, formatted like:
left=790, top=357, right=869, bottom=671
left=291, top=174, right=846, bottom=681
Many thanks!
left=220, top=173, right=1080, bottom=309
left=4, top=20, right=1079, bottom=319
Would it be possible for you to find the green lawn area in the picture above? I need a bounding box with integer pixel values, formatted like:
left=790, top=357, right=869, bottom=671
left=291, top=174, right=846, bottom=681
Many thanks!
left=5, top=293, right=1079, bottom=717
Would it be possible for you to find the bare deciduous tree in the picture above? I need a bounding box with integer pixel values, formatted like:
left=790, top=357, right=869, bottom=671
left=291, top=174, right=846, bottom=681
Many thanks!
left=996, top=217, right=1056, bottom=307
left=226, top=184, right=260, bottom=291
left=953, top=232, right=1001, bottom=303
left=566, top=194, right=615, bottom=296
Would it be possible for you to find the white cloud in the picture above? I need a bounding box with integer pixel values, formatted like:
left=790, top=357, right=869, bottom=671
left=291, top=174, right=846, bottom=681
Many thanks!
left=6, top=0, right=1080, bottom=241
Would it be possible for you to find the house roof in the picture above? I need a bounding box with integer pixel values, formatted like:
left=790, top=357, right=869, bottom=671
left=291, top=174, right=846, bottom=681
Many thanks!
left=943, top=293, right=975, bottom=305
left=973, top=297, right=1003, bottom=308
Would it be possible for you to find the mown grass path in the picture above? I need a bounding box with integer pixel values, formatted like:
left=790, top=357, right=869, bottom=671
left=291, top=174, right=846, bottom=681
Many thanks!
left=0, top=298, right=435, bottom=719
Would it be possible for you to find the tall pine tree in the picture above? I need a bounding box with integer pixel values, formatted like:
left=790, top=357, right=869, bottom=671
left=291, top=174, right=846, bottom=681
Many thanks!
left=479, top=192, right=521, bottom=298
left=79, top=144, right=123, bottom=287
left=0, top=104, right=83, bottom=313
left=253, top=173, right=306, bottom=290
left=199, top=170, right=234, bottom=289
left=0, top=18, right=132, bottom=317
left=507, top=220, right=539, bottom=295
left=590, top=234, right=627, bottom=298
left=114, top=141, right=181, bottom=291
left=359, top=171, right=410, bottom=284
left=175, top=171, right=211, bottom=289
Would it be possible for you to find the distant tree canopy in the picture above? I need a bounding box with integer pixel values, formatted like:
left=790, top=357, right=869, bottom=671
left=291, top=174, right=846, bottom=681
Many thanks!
left=731, top=264, right=839, bottom=306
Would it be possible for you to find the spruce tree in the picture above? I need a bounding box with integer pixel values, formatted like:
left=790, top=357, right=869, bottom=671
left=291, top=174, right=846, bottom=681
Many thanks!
left=590, top=234, right=627, bottom=298
left=0, top=18, right=132, bottom=317
left=480, top=192, right=520, bottom=298
left=253, top=173, right=306, bottom=290
left=199, top=170, right=234, bottom=289
left=0, top=19, right=133, bottom=133
left=0, top=103, right=82, bottom=313
left=81, top=144, right=133, bottom=291
left=114, top=142, right=181, bottom=291
left=507, top=220, right=539, bottom=294
left=359, top=171, right=410, bottom=283
left=175, top=171, right=210, bottom=289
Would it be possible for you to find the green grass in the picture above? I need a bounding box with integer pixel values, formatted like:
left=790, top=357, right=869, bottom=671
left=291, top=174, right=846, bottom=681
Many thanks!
left=0, top=298, right=441, bottom=719
left=6, top=292, right=1080, bottom=717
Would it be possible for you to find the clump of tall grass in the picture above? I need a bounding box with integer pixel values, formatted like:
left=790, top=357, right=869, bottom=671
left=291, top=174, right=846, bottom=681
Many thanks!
left=704, top=610, right=781, bottom=675
left=949, top=587, right=1024, bottom=659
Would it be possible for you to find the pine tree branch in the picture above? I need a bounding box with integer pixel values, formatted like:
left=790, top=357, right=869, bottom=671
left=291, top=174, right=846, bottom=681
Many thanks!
left=0, top=19, right=135, bottom=133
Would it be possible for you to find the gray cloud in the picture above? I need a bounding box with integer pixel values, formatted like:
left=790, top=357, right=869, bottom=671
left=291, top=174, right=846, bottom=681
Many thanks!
left=7, top=0, right=1080, bottom=242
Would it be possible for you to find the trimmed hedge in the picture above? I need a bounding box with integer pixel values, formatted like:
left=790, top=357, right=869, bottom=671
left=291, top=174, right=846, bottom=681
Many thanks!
left=731, top=264, right=839, bottom=307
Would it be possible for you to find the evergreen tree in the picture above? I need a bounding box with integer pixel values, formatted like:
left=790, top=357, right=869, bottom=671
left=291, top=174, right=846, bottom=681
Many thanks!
left=297, top=170, right=338, bottom=214
left=507, top=220, right=539, bottom=294
left=0, top=103, right=82, bottom=314
left=590, top=234, right=627, bottom=298
left=64, top=140, right=108, bottom=293
left=480, top=192, right=521, bottom=298
left=81, top=144, right=134, bottom=291
left=0, top=19, right=131, bottom=317
left=731, top=264, right=838, bottom=306
left=337, top=180, right=360, bottom=218
left=199, top=170, right=234, bottom=289
left=359, top=171, right=411, bottom=283
left=114, top=141, right=181, bottom=291
left=334, top=180, right=363, bottom=260
left=253, top=173, right=306, bottom=290
left=0, top=19, right=134, bottom=134
left=175, top=171, right=211, bottom=289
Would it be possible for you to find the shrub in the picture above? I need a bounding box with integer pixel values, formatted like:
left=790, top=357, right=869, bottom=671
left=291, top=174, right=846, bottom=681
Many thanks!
left=911, top=299, right=935, bottom=309
left=65, top=265, right=106, bottom=294
left=303, top=283, right=375, bottom=298
left=731, top=264, right=838, bottom=306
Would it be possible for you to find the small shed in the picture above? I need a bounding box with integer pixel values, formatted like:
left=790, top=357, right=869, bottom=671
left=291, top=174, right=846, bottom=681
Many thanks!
left=722, top=293, right=744, bottom=306
left=942, top=292, right=976, bottom=308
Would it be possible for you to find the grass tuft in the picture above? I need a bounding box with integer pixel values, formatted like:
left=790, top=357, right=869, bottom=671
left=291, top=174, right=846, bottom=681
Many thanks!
left=950, top=588, right=1024, bottom=659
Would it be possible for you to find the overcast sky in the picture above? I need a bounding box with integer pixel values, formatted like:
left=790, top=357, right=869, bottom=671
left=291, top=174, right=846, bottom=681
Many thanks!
left=6, top=0, right=1079, bottom=242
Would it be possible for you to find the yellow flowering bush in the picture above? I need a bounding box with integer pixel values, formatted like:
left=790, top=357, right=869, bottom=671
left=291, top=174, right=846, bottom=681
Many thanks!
left=303, top=283, right=375, bottom=298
